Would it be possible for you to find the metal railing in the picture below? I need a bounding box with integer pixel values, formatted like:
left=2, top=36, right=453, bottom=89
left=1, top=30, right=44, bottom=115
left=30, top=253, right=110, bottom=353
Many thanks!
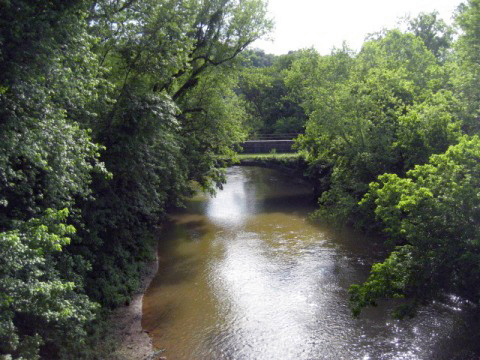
left=247, top=133, right=301, bottom=141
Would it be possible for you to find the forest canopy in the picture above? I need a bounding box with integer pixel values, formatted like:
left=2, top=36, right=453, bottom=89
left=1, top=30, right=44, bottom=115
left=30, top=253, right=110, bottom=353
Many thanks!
left=1, top=0, right=480, bottom=358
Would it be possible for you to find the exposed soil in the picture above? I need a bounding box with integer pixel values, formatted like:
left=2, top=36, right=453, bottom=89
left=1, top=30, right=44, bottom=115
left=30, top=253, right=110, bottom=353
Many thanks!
left=105, top=252, right=165, bottom=360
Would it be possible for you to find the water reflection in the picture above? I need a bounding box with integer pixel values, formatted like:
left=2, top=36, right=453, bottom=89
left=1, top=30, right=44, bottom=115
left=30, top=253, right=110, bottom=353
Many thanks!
left=142, top=166, right=480, bottom=360
left=206, top=170, right=252, bottom=227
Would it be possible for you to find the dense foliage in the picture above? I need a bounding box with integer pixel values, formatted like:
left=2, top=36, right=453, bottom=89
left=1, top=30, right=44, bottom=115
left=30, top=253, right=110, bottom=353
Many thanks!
left=2, top=0, right=480, bottom=356
left=237, top=49, right=307, bottom=135
left=352, top=135, right=480, bottom=315
left=287, top=30, right=461, bottom=225
left=348, top=1, right=480, bottom=315
left=277, top=1, right=480, bottom=316
left=0, top=0, right=271, bottom=358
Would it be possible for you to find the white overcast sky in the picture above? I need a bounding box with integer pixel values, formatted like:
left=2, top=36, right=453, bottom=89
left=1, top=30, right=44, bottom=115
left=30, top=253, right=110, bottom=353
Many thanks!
left=252, top=0, right=465, bottom=55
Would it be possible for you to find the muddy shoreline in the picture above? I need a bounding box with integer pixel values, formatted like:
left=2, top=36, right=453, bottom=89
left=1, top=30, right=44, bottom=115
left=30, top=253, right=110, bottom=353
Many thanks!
left=106, top=247, right=162, bottom=360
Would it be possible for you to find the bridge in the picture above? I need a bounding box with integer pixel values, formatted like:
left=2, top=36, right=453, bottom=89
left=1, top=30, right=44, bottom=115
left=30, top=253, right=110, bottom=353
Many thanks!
left=240, top=133, right=300, bottom=154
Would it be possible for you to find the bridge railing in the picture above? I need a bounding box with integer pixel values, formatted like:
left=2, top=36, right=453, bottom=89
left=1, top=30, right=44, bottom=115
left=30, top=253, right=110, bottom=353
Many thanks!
left=248, top=133, right=301, bottom=141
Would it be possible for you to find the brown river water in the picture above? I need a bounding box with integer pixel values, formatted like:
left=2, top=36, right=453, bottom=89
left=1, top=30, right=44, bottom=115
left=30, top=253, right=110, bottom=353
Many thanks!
left=142, top=166, right=480, bottom=360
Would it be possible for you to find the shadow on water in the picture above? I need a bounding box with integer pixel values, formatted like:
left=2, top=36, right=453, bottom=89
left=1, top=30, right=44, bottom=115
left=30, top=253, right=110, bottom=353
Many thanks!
left=142, top=300, right=178, bottom=332
left=142, top=217, right=222, bottom=345
left=149, top=218, right=212, bottom=287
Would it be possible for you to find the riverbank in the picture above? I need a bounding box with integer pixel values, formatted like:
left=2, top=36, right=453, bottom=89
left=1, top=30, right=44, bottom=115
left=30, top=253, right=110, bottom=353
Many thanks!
left=105, top=159, right=312, bottom=359
left=233, top=153, right=330, bottom=198
left=237, top=153, right=307, bottom=174
left=223, top=153, right=313, bottom=178
left=105, top=250, right=162, bottom=360
left=102, top=157, right=308, bottom=360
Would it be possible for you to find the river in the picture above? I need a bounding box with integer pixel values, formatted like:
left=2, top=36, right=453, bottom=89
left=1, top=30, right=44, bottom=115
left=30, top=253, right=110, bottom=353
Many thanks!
left=142, top=166, right=480, bottom=360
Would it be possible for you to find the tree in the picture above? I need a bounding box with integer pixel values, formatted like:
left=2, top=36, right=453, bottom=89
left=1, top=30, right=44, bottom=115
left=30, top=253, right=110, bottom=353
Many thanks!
left=352, top=135, right=480, bottom=315
left=89, top=0, right=272, bottom=187
left=406, top=11, right=454, bottom=63
left=239, top=48, right=275, bottom=68
left=289, top=31, right=460, bottom=226
left=0, top=209, right=98, bottom=359
left=452, top=0, right=480, bottom=134
left=79, top=92, right=192, bottom=307
left=77, top=0, right=272, bottom=307
left=0, top=1, right=111, bottom=357
left=0, top=0, right=106, bottom=230
left=0, top=0, right=271, bottom=355
left=166, top=0, right=273, bottom=103
left=178, top=66, right=248, bottom=187
left=237, top=51, right=308, bottom=135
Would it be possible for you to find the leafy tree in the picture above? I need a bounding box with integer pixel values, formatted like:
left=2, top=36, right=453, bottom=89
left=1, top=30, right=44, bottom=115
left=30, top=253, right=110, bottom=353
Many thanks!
left=89, top=0, right=196, bottom=94
left=394, top=90, right=462, bottom=170
left=352, top=136, right=480, bottom=315
left=0, top=0, right=273, bottom=356
left=284, top=46, right=354, bottom=118
left=0, top=0, right=106, bottom=229
left=166, top=0, right=273, bottom=103
left=178, top=66, right=248, bottom=187
left=0, top=209, right=98, bottom=359
left=452, top=0, right=480, bottom=134
left=239, top=48, right=275, bottom=68
left=406, top=11, right=454, bottom=63
left=80, top=92, right=192, bottom=307
left=237, top=50, right=309, bottom=135
left=290, top=30, right=460, bottom=226
left=90, top=0, right=272, bottom=186
left=0, top=1, right=110, bottom=357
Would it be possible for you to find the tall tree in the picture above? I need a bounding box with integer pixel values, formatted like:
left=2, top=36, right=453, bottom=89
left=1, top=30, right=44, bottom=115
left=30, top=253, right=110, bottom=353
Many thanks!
left=406, top=11, right=454, bottom=63
left=289, top=31, right=460, bottom=225
left=453, top=0, right=480, bottom=133
left=238, top=50, right=308, bottom=135
left=0, top=0, right=273, bottom=357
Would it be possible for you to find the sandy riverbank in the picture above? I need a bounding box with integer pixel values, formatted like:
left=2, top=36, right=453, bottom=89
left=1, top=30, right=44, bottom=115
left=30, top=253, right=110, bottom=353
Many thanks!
left=105, top=252, right=164, bottom=360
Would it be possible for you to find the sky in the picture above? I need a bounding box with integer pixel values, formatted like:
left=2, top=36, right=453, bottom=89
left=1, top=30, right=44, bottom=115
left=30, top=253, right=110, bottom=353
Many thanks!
left=252, top=0, right=464, bottom=55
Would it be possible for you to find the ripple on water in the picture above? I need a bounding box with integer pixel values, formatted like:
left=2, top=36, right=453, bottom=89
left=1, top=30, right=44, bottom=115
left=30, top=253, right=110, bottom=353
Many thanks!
left=142, top=167, right=480, bottom=360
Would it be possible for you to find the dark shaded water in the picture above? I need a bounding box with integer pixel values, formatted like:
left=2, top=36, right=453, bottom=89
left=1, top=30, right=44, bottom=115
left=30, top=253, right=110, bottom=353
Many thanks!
left=142, top=166, right=480, bottom=359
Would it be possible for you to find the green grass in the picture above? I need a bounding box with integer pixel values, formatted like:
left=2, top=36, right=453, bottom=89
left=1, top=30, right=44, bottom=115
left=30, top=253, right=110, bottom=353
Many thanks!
left=217, top=152, right=309, bottom=175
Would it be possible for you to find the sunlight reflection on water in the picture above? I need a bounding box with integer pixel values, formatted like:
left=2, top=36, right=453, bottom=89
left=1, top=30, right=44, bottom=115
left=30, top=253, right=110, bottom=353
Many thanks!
left=142, top=166, right=480, bottom=360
